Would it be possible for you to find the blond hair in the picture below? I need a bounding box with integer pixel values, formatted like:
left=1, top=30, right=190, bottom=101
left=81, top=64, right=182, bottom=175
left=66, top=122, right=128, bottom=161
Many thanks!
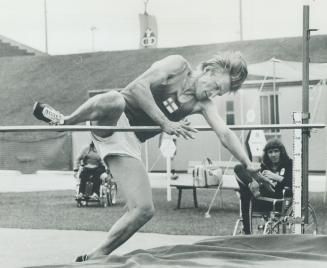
left=200, top=51, right=248, bottom=92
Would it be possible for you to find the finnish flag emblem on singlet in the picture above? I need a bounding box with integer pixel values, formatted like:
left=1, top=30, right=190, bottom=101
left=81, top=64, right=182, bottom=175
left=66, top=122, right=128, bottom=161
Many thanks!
left=163, top=97, right=179, bottom=113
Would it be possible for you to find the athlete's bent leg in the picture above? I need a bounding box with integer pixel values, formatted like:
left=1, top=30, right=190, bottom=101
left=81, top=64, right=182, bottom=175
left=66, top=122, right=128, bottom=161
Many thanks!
left=33, top=91, right=126, bottom=126
left=64, top=91, right=126, bottom=125
left=86, top=155, right=154, bottom=258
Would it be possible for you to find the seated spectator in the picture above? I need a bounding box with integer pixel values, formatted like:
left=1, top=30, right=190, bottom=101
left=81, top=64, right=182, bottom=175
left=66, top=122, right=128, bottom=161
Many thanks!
left=234, top=138, right=293, bottom=234
left=74, top=142, right=107, bottom=199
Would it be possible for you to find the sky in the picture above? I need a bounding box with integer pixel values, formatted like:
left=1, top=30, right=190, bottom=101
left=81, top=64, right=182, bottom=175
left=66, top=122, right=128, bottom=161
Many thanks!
left=0, top=0, right=326, bottom=55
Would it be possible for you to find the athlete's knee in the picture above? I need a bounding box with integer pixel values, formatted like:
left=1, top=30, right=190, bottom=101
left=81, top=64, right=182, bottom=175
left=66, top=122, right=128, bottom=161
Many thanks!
left=135, top=203, right=155, bottom=222
left=94, top=91, right=125, bottom=115
left=108, top=91, right=126, bottom=112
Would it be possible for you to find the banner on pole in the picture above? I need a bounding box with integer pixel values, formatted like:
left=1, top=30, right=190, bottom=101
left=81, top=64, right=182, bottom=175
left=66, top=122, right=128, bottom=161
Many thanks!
left=139, top=13, right=158, bottom=48
left=159, top=136, right=176, bottom=158
left=246, top=130, right=266, bottom=158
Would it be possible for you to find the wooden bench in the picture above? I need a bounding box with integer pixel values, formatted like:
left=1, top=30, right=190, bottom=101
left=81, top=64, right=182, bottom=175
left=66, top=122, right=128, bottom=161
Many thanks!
left=170, top=160, right=239, bottom=209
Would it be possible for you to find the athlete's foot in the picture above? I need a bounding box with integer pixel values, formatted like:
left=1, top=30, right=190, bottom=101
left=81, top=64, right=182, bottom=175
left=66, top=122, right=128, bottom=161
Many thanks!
left=75, top=254, right=89, bottom=262
left=33, top=102, right=64, bottom=125
left=85, top=248, right=109, bottom=260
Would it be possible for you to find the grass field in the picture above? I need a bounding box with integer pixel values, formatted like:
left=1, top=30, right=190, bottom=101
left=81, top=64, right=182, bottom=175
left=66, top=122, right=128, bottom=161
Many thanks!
left=1, top=189, right=326, bottom=236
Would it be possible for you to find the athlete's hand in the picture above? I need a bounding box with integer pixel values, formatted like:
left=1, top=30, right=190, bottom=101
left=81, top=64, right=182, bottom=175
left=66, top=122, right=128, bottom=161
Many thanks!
left=162, top=120, right=198, bottom=139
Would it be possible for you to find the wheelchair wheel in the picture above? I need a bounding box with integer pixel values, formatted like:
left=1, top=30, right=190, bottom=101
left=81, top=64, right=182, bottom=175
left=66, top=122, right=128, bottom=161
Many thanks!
left=302, top=203, right=318, bottom=234
left=106, top=187, right=112, bottom=207
left=250, top=214, right=268, bottom=234
left=109, top=182, right=117, bottom=205
left=99, top=185, right=110, bottom=207
left=101, top=185, right=112, bottom=207
left=264, top=215, right=286, bottom=234
left=281, top=203, right=318, bottom=234
left=99, top=186, right=106, bottom=207
left=232, top=218, right=244, bottom=236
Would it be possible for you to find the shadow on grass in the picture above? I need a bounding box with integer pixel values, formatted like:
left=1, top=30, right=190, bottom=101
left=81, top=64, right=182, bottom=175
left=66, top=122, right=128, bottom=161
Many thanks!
left=0, top=189, right=326, bottom=236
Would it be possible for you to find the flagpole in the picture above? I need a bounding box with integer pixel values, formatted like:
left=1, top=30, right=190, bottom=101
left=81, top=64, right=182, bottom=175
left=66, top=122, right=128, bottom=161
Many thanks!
left=144, top=0, right=149, bottom=15
left=44, top=0, right=48, bottom=54
left=239, top=0, right=243, bottom=40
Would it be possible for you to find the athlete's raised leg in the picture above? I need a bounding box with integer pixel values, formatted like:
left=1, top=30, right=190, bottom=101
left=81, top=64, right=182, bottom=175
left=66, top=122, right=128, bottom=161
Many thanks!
left=64, top=91, right=125, bottom=126
left=33, top=91, right=126, bottom=136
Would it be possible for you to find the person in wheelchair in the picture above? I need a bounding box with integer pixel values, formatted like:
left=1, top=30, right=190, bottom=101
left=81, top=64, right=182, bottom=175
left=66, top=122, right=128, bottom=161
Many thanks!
left=234, top=138, right=293, bottom=234
left=74, top=142, right=108, bottom=200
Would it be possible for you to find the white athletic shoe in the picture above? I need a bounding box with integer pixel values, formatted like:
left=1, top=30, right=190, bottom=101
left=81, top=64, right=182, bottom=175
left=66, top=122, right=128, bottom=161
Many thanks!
left=33, top=102, right=64, bottom=125
left=75, top=254, right=89, bottom=262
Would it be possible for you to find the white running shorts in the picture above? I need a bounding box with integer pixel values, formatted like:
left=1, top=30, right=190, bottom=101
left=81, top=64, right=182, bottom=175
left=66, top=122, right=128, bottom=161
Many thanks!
left=90, top=113, right=142, bottom=161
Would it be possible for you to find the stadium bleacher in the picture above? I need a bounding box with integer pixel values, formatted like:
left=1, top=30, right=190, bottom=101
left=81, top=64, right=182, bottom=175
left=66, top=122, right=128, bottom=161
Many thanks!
left=0, top=34, right=44, bottom=57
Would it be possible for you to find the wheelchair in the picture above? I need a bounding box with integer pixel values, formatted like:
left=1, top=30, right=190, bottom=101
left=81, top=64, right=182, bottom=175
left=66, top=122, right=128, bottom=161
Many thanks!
left=75, top=167, right=118, bottom=208
left=100, top=171, right=118, bottom=207
left=233, top=187, right=318, bottom=235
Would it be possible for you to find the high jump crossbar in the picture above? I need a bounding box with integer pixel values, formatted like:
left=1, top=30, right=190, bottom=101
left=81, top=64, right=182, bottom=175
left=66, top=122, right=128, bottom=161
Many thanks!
left=0, top=123, right=325, bottom=133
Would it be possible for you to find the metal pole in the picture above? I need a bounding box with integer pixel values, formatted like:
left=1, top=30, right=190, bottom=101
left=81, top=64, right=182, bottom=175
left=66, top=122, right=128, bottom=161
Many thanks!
left=44, top=0, right=48, bottom=54
left=272, top=59, right=277, bottom=136
left=0, top=124, right=324, bottom=133
left=239, top=0, right=243, bottom=40
left=326, top=82, right=327, bottom=204
left=325, top=127, right=327, bottom=204
left=90, top=26, right=97, bottom=52
left=144, top=0, right=149, bottom=15
left=302, top=5, right=310, bottom=225
left=166, top=156, right=172, bottom=201
left=239, top=90, right=244, bottom=144
left=144, top=140, right=149, bottom=172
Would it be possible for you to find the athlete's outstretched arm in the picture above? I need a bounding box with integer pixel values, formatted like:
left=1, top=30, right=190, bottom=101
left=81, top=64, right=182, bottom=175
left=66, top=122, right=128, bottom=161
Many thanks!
left=199, top=100, right=259, bottom=173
